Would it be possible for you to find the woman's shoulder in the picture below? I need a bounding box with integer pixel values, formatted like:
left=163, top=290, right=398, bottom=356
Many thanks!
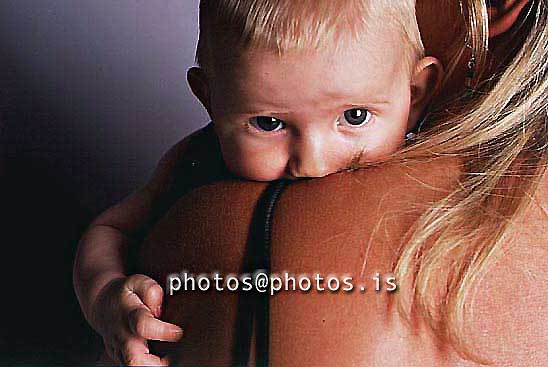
left=464, top=169, right=548, bottom=365
left=279, top=158, right=548, bottom=365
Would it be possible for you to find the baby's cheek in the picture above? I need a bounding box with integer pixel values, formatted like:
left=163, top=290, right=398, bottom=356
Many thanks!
left=360, top=126, right=407, bottom=161
left=222, top=144, right=289, bottom=181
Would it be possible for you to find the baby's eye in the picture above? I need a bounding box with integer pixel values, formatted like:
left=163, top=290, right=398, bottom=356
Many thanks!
left=339, top=108, right=372, bottom=127
left=249, top=116, right=285, bottom=132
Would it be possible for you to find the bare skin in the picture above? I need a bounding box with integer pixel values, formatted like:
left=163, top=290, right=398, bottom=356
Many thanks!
left=74, top=0, right=542, bottom=365
left=137, top=158, right=547, bottom=366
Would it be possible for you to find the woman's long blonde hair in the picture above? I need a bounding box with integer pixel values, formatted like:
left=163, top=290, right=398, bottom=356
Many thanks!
left=393, top=0, right=548, bottom=363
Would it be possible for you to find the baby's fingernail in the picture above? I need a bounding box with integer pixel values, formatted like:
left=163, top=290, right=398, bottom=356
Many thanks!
left=154, top=306, right=161, bottom=317
left=173, top=328, right=184, bottom=337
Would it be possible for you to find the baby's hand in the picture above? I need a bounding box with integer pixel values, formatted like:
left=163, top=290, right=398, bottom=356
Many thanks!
left=92, top=274, right=183, bottom=366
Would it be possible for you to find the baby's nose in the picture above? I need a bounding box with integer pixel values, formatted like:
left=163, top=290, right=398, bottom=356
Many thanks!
left=287, top=134, right=334, bottom=178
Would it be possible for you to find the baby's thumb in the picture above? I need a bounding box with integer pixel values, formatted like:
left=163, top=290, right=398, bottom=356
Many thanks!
left=127, top=274, right=164, bottom=318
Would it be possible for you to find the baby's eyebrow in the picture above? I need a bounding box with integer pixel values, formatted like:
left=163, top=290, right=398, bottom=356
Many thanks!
left=236, top=101, right=390, bottom=116
left=340, top=101, right=390, bottom=108
left=231, top=95, right=392, bottom=117
left=323, top=88, right=391, bottom=107
left=236, top=109, right=292, bottom=116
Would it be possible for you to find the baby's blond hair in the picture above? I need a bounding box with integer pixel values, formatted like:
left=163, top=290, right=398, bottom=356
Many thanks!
left=196, top=0, right=425, bottom=80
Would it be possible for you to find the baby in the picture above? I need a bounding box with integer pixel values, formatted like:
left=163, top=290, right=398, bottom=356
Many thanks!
left=73, top=0, right=444, bottom=364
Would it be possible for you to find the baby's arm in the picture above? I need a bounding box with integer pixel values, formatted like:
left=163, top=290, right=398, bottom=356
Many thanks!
left=73, top=126, right=214, bottom=365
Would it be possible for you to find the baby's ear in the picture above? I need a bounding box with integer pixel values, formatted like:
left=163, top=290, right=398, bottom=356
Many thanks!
left=408, top=56, right=444, bottom=132
left=187, top=67, right=212, bottom=115
left=488, top=0, right=530, bottom=38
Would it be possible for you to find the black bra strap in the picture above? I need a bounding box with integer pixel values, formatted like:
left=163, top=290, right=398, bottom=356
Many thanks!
left=256, top=179, right=290, bottom=367
left=233, top=179, right=291, bottom=366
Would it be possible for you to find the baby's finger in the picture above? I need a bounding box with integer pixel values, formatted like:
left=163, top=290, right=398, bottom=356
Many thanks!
left=126, top=274, right=164, bottom=317
left=128, top=307, right=183, bottom=342
left=141, top=280, right=164, bottom=318
left=122, top=336, right=168, bottom=366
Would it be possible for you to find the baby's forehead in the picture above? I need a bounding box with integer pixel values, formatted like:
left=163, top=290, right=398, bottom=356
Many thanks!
left=213, top=44, right=406, bottom=112
left=219, top=27, right=407, bottom=73
left=225, top=36, right=408, bottom=82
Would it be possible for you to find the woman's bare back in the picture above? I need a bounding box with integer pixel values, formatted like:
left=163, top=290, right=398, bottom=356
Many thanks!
left=137, top=157, right=548, bottom=366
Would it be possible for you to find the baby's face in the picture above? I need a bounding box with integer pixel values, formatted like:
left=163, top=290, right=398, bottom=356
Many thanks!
left=209, top=39, right=413, bottom=181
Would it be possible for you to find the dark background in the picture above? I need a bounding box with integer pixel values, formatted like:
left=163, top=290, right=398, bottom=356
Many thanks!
left=0, top=1, right=207, bottom=364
